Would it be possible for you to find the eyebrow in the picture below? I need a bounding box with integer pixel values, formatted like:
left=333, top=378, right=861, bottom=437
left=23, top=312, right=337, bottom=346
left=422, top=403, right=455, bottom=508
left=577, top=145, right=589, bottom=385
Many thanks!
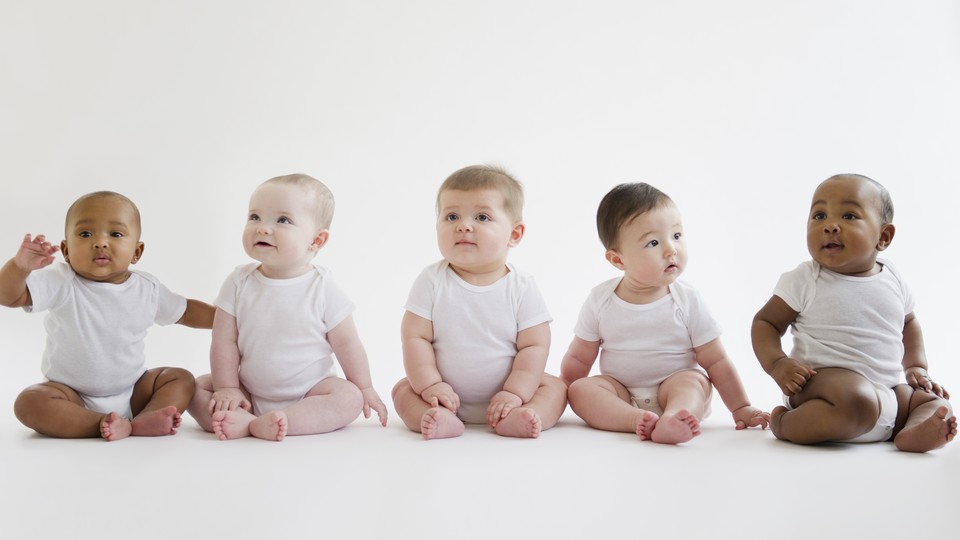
left=73, top=219, right=131, bottom=229
left=810, top=199, right=867, bottom=211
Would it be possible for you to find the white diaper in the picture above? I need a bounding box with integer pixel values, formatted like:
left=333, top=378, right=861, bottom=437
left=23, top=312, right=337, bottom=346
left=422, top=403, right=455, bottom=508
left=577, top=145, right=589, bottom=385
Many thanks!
left=628, top=385, right=712, bottom=419
left=81, top=387, right=135, bottom=420
left=455, top=402, right=488, bottom=424
left=628, top=386, right=664, bottom=416
left=783, top=381, right=897, bottom=443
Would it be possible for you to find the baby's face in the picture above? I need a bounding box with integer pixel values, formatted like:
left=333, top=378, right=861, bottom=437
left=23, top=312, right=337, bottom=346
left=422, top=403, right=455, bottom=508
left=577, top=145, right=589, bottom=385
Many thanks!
left=61, top=196, right=144, bottom=284
left=607, top=202, right=686, bottom=294
left=244, top=182, right=326, bottom=279
left=806, top=176, right=889, bottom=276
left=436, top=188, right=523, bottom=284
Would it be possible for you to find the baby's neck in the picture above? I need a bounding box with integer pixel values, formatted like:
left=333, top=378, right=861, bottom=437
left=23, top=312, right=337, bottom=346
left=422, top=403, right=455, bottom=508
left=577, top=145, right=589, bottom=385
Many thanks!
left=448, top=262, right=509, bottom=286
left=614, top=280, right=669, bottom=305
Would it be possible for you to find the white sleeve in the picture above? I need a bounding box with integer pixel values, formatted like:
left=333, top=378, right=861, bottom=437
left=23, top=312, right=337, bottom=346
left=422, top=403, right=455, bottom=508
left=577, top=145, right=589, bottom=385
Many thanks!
left=403, top=265, right=436, bottom=321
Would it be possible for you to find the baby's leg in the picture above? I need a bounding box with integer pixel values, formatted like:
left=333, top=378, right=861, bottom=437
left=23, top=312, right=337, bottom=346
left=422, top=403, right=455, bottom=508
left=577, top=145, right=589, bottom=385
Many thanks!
left=494, top=374, right=567, bottom=438
left=392, top=378, right=464, bottom=440
left=187, top=373, right=216, bottom=432
left=650, top=370, right=711, bottom=444
left=892, top=385, right=957, bottom=453
left=569, top=375, right=656, bottom=439
left=280, top=377, right=363, bottom=436
left=129, top=367, right=196, bottom=437
left=13, top=381, right=106, bottom=438
left=771, top=367, right=880, bottom=444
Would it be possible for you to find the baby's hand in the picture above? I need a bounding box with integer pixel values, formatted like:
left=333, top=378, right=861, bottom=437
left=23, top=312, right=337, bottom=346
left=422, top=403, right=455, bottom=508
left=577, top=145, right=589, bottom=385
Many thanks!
left=208, top=387, right=251, bottom=414
left=905, top=367, right=950, bottom=399
left=420, top=382, right=459, bottom=413
left=486, top=390, right=522, bottom=429
left=15, top=234, right=58, bottom=272
left=732, top=405, right=770, bottom=430
left=770, top=356, right=816, bottom=396
left=359, top=386, right=388, bottom=426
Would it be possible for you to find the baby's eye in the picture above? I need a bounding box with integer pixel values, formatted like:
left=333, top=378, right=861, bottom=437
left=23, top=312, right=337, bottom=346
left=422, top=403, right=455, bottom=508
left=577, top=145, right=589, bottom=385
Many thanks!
left=444, top=213, right=459, bottom=222
left=277, top=216, right=291, bottom=224
left=476, top=213, right=491, bottom=222
left=673, top=232, right=682, bottom=240
left=842, top=213, right=857, bottom=220
left=79, top=231, right=92, bottom=238
left=249, top=213, right=260, bottom=222
left=111, top=232, right=124, bottom=238
left=646, top=239, right=659, bottom=248
left=811, top=212, right=826, bottom=220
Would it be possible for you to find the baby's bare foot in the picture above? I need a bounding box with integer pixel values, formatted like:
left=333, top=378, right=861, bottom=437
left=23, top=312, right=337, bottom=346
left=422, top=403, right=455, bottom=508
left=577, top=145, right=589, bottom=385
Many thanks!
left=250, top=411, right=288, bottom=442
left=635, top=410, right=660, bottom=441
left=895, top=406, right=958, bottom=453
left=650, top=409, right=700, bottom=444
left=211, top=409, right=254, bottom=440
left=495, top=407, right=542, bottom=439
left=421, top=407, right=464, bottom=440
left=130, top=406, right=180, bottom=437
left=100, top=412, right=132, bottom=441
left=769, top=406, right=789, bottom=441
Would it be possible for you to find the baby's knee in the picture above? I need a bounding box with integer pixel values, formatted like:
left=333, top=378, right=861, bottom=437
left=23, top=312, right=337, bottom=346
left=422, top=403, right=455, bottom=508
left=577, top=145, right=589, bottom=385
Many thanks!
left=391, top=378, right=414, bottom=402
left=835, top=386, right=882, bottom=428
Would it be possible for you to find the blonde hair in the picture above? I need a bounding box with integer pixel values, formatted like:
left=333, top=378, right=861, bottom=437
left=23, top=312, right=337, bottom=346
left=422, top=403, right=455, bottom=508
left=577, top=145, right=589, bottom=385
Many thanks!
left=263, top=173, right=335, bottom=229
left=436, top=165, right=524, bottom=223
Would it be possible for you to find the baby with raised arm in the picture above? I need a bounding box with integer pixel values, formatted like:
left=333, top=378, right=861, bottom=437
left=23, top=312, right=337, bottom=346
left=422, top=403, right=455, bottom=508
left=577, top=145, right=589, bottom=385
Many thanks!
left=0, top=191, right=214, bottom=441
left=188, top=174, right=386, bottom=441
left=391, top=165, right=567, bottom=439
left=752, top=174, right=956, bottom=452
left=560, top=183, right=768, bottom=444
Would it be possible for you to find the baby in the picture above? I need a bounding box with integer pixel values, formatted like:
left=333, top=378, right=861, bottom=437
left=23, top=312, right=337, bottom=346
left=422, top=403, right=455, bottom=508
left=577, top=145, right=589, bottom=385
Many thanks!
left=391, top=165, right=567, bottom=439
left=188, top=174, right=387, bottom=441
left=752, top=174, right=956, bottom=452
left=0, top=191, right=214, bottom=441
left=561, top=183, right=769, bottom=444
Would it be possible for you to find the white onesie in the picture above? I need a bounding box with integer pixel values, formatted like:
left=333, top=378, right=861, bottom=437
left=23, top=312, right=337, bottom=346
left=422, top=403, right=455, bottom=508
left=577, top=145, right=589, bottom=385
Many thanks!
left=216, top=263, right=354, bottom=416
left=25, top=262, right=187, bottom=418
left=773, top=259, right=913, bottom=442
left=573, top=277, right=721, bottom=390
left=404, top=260, right=552, bottom=423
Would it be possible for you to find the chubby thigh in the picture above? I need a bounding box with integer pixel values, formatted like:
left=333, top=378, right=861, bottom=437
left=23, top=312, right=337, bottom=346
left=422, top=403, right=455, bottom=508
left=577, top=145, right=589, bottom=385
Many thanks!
left=785, top=367, right=893, bottom=442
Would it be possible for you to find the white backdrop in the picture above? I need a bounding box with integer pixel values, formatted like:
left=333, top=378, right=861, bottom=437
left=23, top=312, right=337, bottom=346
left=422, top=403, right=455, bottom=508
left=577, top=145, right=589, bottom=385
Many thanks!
left=1, top=2, right=958, bottom=538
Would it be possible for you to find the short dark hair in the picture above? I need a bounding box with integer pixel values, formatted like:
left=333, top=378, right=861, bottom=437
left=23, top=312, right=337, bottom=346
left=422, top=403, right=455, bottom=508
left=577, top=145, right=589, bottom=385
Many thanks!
left=825, top=174, right=894, bottom=224
left=596, top=183, right=673, bottom=249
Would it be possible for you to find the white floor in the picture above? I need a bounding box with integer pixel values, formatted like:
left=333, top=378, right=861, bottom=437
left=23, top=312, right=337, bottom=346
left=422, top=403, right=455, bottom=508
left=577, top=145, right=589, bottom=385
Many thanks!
left=2, top=3, right=959, bottom=538
left=1, top=402, right=956, bottom=540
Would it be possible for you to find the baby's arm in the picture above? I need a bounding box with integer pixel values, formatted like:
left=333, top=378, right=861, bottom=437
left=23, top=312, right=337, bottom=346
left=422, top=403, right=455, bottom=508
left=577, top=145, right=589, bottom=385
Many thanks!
left=402, top=311, right=459, bottom=412
left=559, top=336, right=600, bottom=387
left=752, top=295, right=816, bottom=396
left=695, top=338, right=769, bottom=429
left=902, top=312, right=949, bottom=398
left=208, top=308, right=250, bottom=413
left=328, top=314, right=387, bottom=426
left=487, top=322, right=550, bottom=428
left=177, top=299, right=216, bottom=329
left=0, top=234, right=58, bottom=308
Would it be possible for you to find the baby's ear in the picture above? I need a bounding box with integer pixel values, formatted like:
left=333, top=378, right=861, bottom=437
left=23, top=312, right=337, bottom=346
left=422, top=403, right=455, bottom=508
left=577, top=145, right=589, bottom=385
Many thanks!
left=311, top=230, right=330, bottom=251
left=507, top=222, right=525, bottom=247
left=131, top=241, right=145, bottom=264
left=876, top=223, right=895, bottom=251
left=605, top=249, right=625, bottom=270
